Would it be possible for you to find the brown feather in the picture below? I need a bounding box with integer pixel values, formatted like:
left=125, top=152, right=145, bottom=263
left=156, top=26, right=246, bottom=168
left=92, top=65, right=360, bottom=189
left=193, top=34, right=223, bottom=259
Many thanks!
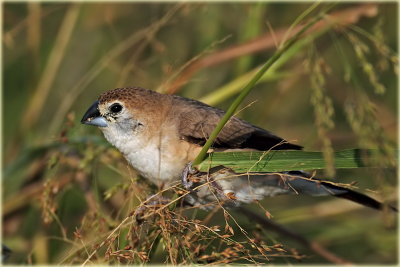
left=171, top=95, right=302, bottom=150
left=98, top=87, right=302, bottom=151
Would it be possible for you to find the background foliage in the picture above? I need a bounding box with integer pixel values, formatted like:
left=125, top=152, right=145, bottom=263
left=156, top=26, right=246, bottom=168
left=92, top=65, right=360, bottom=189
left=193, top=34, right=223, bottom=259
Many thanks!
left=3, top=2, right=398, bottom=265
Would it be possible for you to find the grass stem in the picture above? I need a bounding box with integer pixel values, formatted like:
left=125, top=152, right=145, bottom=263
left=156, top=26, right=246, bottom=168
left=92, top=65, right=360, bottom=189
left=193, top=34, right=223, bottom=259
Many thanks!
left=192, top=4, right=335, bottom=166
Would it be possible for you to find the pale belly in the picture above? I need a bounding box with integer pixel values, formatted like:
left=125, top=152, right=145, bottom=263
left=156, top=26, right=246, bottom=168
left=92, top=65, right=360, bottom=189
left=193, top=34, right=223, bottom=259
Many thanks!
left=123, top=143, right=187, bottom=186
left=101, top=127, right=201, bottom=187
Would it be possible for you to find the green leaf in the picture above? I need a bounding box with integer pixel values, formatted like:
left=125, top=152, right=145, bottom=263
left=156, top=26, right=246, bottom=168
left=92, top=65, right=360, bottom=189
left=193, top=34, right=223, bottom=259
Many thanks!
left=192, top=5, right=334, bottom=166
left=197, top=149, right=397, bottom=173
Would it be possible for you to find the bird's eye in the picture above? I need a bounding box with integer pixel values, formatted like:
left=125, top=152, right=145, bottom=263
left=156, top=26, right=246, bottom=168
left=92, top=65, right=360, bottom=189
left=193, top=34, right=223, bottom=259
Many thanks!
left=110, top=103, right=123, bottom=113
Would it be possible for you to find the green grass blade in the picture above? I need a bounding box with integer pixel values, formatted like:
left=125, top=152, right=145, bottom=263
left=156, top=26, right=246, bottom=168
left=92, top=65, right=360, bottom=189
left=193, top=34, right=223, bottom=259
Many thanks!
left=192, top=5, right=333, bottom=166
left=197, top=149, right=397, bottom=173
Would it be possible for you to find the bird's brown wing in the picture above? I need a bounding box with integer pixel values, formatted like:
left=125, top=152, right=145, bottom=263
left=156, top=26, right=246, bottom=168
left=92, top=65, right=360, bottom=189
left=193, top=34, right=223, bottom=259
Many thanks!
left=172, top=95, right=302, bottom=150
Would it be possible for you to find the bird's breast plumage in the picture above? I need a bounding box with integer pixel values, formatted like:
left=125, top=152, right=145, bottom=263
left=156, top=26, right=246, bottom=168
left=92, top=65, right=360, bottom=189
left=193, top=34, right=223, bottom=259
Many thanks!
left=100, top=119, right=202, bottom=187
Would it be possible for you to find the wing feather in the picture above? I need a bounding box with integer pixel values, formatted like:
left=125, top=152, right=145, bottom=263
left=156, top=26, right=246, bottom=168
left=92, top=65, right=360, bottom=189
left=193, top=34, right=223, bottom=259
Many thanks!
left=171, top=95, right=302, bottom=150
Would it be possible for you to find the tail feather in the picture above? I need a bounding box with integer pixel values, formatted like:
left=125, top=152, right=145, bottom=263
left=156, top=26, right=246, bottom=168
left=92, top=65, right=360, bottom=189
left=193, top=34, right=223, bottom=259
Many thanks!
left=320, top=181, right=398, bottom=212
left=285, top=171, right=397, bottom=212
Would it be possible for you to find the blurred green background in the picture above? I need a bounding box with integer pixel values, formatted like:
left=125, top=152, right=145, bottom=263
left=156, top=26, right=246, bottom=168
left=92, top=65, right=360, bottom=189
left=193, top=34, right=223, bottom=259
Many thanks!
left=3, top=2, right=398, bottom=265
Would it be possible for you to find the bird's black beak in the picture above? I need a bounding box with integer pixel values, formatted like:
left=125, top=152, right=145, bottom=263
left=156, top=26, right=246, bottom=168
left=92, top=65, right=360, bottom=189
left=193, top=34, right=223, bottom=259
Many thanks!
left=81, top=100, right=108, bottom=127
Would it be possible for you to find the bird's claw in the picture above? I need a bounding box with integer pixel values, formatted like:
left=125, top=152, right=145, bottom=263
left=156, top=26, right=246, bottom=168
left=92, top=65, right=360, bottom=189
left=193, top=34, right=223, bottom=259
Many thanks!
left=181, top=162, right=198, bottom=190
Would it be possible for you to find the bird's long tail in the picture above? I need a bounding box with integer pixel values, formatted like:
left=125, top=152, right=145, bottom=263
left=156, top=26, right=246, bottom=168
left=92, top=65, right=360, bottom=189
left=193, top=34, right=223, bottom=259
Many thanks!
left=186, top=167, right=397, bottom=211
left=284, top=171, right=397, bottom=212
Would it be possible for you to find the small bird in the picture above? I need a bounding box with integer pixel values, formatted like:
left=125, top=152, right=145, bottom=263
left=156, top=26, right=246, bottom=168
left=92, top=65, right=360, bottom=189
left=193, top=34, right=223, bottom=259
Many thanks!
left=81, top=87, right=395, bottom=211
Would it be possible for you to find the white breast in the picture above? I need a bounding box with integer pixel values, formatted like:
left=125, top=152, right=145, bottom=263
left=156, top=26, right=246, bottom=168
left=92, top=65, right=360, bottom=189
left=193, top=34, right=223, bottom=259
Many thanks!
left=100, top=126, right=185, bottom=186
left=123, top=142, right=184, bottom=186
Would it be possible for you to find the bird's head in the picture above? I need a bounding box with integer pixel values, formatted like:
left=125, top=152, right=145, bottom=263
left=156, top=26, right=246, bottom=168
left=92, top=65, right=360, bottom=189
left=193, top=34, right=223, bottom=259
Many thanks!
left=81, top=87, right=161, bottom=133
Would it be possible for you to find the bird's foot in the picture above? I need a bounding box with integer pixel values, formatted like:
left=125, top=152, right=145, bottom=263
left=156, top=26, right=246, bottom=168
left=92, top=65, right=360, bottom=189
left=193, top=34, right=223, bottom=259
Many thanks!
left=181, top=162, right=198, bottom=190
